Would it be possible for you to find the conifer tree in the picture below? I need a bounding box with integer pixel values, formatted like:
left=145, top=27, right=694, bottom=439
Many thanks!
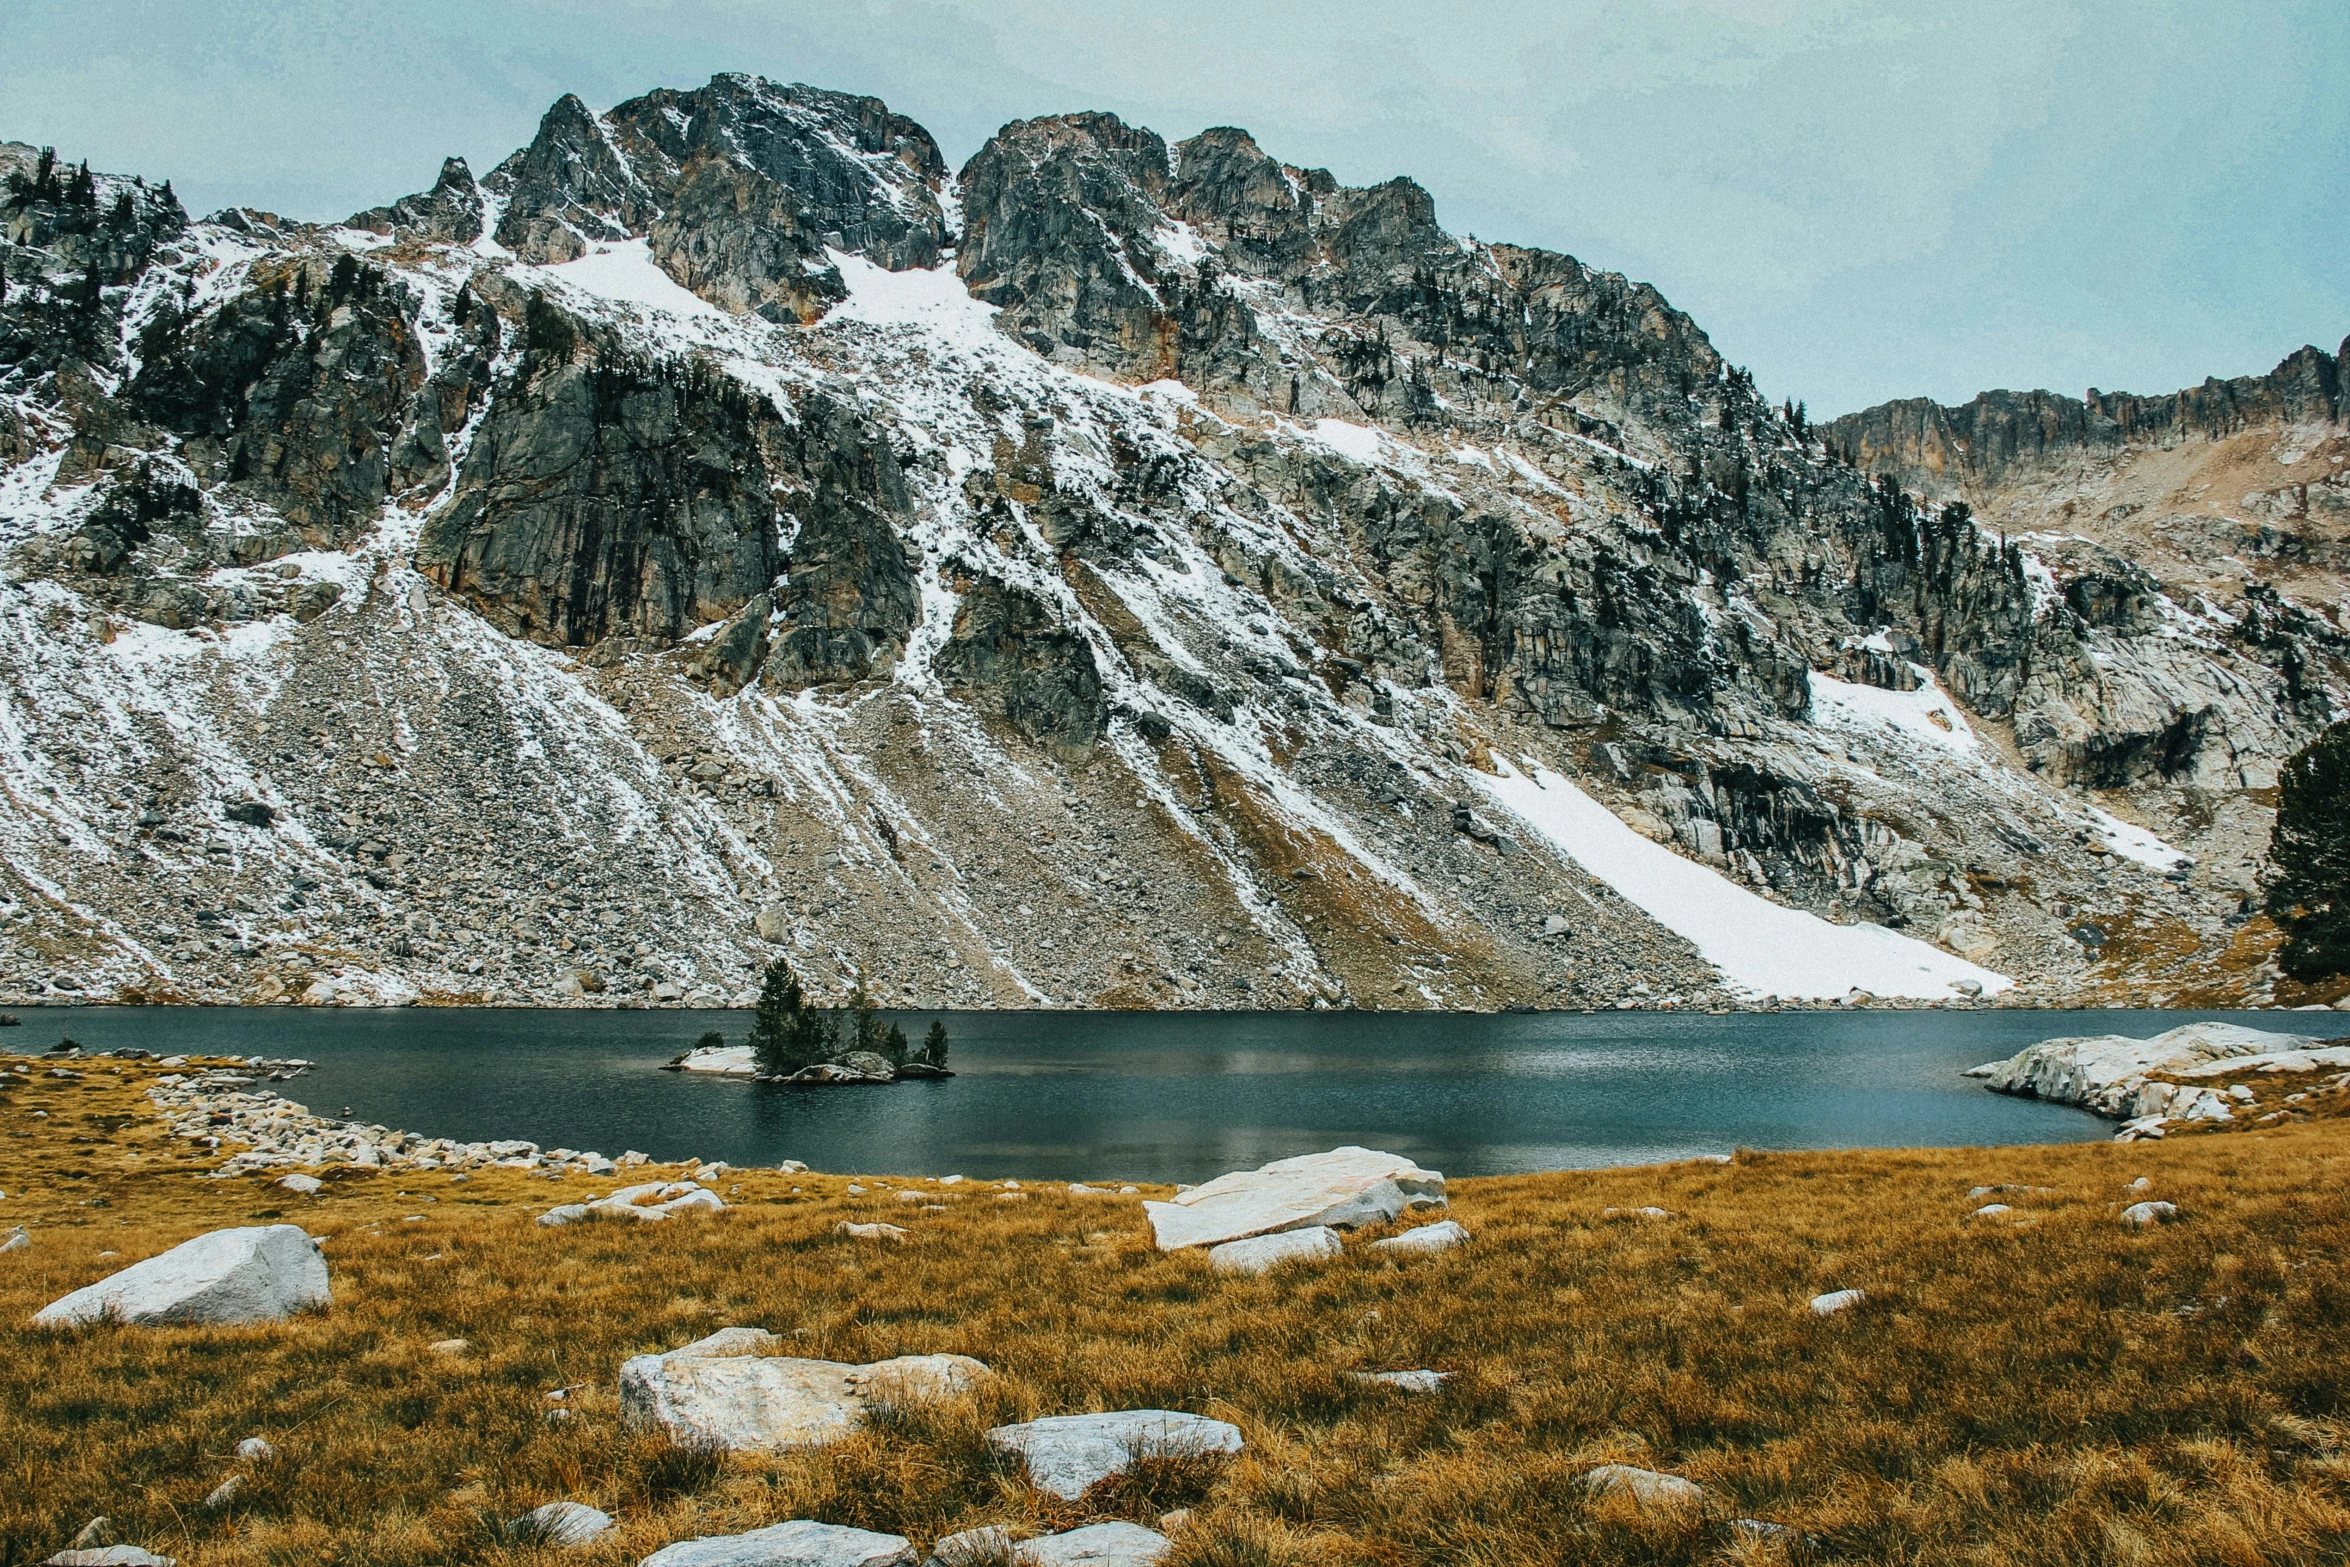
left=922, top=1018, right=951, bottom=1069
left=883, top=1021, right=910, bottom=1068
left=2267, top=721, right=2350, bottom=982
left=750, top=959, right=822, bottom=1075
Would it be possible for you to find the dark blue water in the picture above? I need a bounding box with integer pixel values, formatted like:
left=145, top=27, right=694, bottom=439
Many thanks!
left=9, top=1006, right=2275, bottom=1182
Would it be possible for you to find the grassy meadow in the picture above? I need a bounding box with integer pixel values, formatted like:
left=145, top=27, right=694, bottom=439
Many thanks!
left=4, top=1055, right=2350, bottom=1566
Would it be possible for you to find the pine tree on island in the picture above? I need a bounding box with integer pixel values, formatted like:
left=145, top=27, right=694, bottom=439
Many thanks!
left=742, top=959, right=951, bottom=1080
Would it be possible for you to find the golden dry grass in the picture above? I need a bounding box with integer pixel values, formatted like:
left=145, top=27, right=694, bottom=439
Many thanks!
left=5, top=1057, right=2350, bottom=1566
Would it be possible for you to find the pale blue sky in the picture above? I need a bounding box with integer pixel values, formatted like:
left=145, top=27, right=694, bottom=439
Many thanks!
left=4, top=0, right=2342, bottom=415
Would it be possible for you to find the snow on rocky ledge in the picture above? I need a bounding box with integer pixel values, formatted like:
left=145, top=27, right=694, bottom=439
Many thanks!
left=1477, top=761, right=2011, bottom=1002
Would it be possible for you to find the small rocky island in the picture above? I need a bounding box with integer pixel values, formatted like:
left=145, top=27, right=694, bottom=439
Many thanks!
left=664, top=960, right=953, bottom=1085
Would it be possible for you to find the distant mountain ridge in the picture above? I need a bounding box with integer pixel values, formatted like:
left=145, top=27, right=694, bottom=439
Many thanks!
left=0, top=75, right=2342, bottom=1014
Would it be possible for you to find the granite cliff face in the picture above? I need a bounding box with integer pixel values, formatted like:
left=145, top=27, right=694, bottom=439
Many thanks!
left=0, top=77, right=2341, bottom=1015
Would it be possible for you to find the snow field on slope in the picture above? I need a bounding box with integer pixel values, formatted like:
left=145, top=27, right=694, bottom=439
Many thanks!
left=2086, top=806, right=2191, bottom=872
left=1477, top=762, right=2012, bottom=1001
left=536, top=239, right=725, bottom=319
left=1806, top=666, right=1977, bottom=753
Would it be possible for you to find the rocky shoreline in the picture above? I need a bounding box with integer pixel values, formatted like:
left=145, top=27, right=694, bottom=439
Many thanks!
left=1967, top=1021, right=2350, bottom=1141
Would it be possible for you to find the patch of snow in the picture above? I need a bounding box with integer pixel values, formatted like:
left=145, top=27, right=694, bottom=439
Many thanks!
left=536, top=240, right=724, bottom=320
left=1477, top=762, right=2012, bottom=1001
left=824, top=250, right=1000, bottom=347
left=1154, top=221, right=1210, bottom=267
left=1308, top=419, right=1384, bottom=466
left=2086, top=806, right=2190, bottom=872
left=1807, top=667, right=1977, bottom=753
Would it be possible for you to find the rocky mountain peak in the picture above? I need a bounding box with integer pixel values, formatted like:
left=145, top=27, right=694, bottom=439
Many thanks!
left=0, top=81, right=2342, bottom=1017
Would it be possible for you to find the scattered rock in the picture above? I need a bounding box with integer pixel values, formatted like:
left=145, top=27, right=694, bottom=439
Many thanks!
left=42, top=1550, right=176, bottom=1567
left=1346, top=1369, right=1449, bottom=1393
left=1582, top=1464, right=1703, bottom=1509
left=201, top=1474, right=243, bottom=1510
left=1208, top=1226, right=1341, bottom=1276
left=620, top=1328, right=990, bottom=1452
left=69, top=1520, right=116, bottom=1549
left=1809, top=1289, right=1865, bottom=1316
left=1015, top=1523, right=1172, bottom=1567
left=986, top=1410, right=1245, bottom=1501
left=539, top=1203, right=593, bottom=1227
left=429, top=1338, right=469, bottom=1355
left=2122, top=1201, right=2179, bottom=1228
left=1369, top=1219, right=1471, bottom=1257
left=640, top=1520, right=918, bottom=1567
left=509, top=1501, right=617, bottom=1547
left=235, top=1436, right=275, bottom=1462
left=2, top=1226, right=27, bottom=1253
left=1144, top=1146, right=1444, bottom=1251
left=927, top=1526, right=1016, bottom=1567
left=1973, top=1204, right=2012, bottom=1218
left=32, top=1225, right=329, bottom=1328
left=1600, top=1207, right=1674, bottom=1222
left=836, top=1221, right=910, bottom=1243
left=275, top=1174, right=323, bottom=1196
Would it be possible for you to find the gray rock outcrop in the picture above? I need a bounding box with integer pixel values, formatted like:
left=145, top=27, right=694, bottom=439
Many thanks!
left=985, top=1410, right=1245, bottom=1500
left=639, top=1520, right=918, bottom=1567
left=619, top=1327, right=988, bottom=1451
left=1146, top=1147, right=1445, bottom=1251
left=32, top=1224, right=329, bottom=1327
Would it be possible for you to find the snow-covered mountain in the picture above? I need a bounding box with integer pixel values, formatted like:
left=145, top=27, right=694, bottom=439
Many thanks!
left=0, top=77, right=2342, bottom=1013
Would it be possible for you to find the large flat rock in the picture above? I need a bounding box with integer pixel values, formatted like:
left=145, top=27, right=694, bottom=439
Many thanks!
left=986, top=1410, right=1244, bottom=1500
left=621, top=1327, right=988, bottom=1452
left=1144, top=1147, right=1444, bottom=1251
left=33, top=1225, right=329, bottom=1328
left=1015, top=1523, right=1171, bottom=1567
left=639, top=1520, right=917, bottom=1567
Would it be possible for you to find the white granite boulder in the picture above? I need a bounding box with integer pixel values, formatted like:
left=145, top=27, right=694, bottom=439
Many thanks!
left=1809, top=1289, right=1865, bottom=1316
left=621, top=1327, right=989, bottom=1452
left=275, top=1174, right=322, bottom=1196
left=1346, top=1369, right=1449, bottom=1393
left=2122, top=1201, right=2180, bottom=1228
left=1144, top=1147, right=1444, bottom=1251
left=640, top=1520, right=917, bottom=1567
left=586, top=1182, right=726, bottom=1223
left=1015, top=1523, right=1172, bottom=1567
left=1369, top=1220, right=1468, bottom=1257
left=1208, top=1226, right=1341, bottom=1276
left=33, top=1225, right=329, bottom=1328
left=40, top=1550, right=177, bottom=1566
left=1582, top=1464, right=1703, bottom=1509
left=986, top=1410, right=1244, bottom=1501
left=510, top=1501, right=616, bottom=1546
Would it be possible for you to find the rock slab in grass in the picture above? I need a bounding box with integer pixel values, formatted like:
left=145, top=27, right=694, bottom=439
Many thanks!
left=1369, top=1220, right=1469, bottom=1256
left=1015, top=1523, right=1172, bottom=1566
left=1809, top=1289, right=1865, bottom=1316
left=639, top=1520, right=917, bottom=1567
left=1144, top=1146, right=1444, bottom=1250
left=1583, top=1464, right=1704, bottom=1509
left=512, top=1501, right=616, bottom=1546
left=1347, top=1369, right=1449, bottom=1393
left=1208, top=1225, right=1340, bottom=1276
left=621, top=1330, right=989, bottom=1452
left=32, top=1225, right=328, bottom=1328
left=986, top=1410, right=1245, bottom=1500
left=2122, top=1201, right=2180, bottom=1228
left=42, top=1551, right=177, bottom=1566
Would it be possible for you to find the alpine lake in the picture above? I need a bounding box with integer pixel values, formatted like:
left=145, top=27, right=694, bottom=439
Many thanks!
left=9, top=1005, right=2289, bottom=1182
